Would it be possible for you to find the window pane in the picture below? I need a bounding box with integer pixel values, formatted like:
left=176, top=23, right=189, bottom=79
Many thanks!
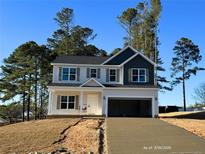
left=63, top=75, right=68, bottom=80
left=91, top=69, right=96, bottom=74
left=61, top=96, right=67, bottom=102
left=68, top=103, right=74, bottom=109
left=91, top=69, right=97, bottom=78
left=91, top=73, right=97, bottom=78
left=132, top=69, right=138, bottom=75
left=61, top=103, right=67, bottom=109
left=110, top=76, right=116, bottom=82
left=63, top=68, right=69, bottom=74
left=70, top=68, right=76, bottom=74
left=63, top=68, right=69, bottom=80
left=139, top=69, right=145, bottom=75
left=139, top=76, right=145, bottom=82
left=132, top=76, right=138, bottom=82
left=70, top=75, right=76, bottom=80
left=69, top=96, right=75, bottom=102
left=110, top=69, right=116, bottom=75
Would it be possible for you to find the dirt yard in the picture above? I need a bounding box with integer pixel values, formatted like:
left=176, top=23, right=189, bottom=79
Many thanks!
left=161, top=118, right=205, bottom=139
left=159, top=111, right=205, bottom=119
left=159, top=111, right=194, bottom=118
left=160, top=111, right=205, bottom=139
left=0, top=118, right=104, bottom=154
left=42, top=118, right=104, bottom=154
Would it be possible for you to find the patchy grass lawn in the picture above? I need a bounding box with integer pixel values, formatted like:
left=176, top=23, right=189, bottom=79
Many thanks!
left=0, top=118, right=104, bottom=154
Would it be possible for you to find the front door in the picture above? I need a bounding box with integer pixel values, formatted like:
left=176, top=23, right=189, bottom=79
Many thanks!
left=87, top=94, right=98, bottom=114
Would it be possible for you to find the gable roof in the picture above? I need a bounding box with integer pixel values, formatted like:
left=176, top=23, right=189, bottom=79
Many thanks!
left=102, top=46, right=157, bottom=66
left=80, top=78, right=105, bottom=88
left=53, top=55, right=109, bottom=65
left=51, top=46, right=156, bottom=66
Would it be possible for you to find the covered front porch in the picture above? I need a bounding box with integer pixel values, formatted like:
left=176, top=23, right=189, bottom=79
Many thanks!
left=48, top=87, right=103, bottom=116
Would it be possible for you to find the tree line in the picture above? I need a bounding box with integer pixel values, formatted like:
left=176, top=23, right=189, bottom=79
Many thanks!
left=0, top=0, right=204, bottom=122
left=114, top=0, right=204, bottom=111
left=0, top=8, right=107, bottom=121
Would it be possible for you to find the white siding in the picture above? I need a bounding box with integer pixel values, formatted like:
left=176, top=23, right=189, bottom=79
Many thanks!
left=52, top=64, right=122, bottom=84
left=103, top=88, right=159, bottom=117
left=48, top=88, right=103, bottom=115
left=48, top=87, right=159, bottom=117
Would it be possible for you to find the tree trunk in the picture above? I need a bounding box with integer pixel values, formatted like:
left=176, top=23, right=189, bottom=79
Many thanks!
left=40, top=90, right=43, bottom=119
left=27, top=74, right=31, bottom=121
left=182, top=57, right=186, bottom=111
left=34, top=61, right=38, bottom=120
left=22, top=92, right=25, bottom=122
left=27, top=92, right=30, bottom=121
left=182, top=78, right=186, bottom=111
left=128, top=23, right=132, bottom=46
left=22, top=75, right=26, bottom=122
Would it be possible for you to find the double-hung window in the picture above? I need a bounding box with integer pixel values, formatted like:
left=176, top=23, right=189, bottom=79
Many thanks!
left=109, top=69, right=116, bottom=82
left=60, top=96, right=75, bottom=109
left=62, top=68, right=76, bottom=81
left=70, top=68, right=76, bottom=81
left=90, top=68, right=97, bottom=78
left=62, top=68, right=69, bottom=80
left=131, top=68, right=146, bottom=82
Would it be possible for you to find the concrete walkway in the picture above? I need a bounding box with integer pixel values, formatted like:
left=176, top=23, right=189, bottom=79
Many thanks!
left=106, top=118, right=205, bottom=154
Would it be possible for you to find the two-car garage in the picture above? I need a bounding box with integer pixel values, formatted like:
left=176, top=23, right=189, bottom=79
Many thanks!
left=108, top=97, right=152, bottom=117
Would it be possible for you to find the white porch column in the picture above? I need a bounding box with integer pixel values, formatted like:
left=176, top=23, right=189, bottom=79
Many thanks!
left=80, top=91, right=83, bottom=113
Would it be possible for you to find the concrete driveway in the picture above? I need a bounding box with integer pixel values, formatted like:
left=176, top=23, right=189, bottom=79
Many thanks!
left=106, top=118, right=205, bottom=154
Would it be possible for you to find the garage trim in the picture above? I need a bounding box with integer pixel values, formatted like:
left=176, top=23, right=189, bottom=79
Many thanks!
left=105, top=96, right=154, bottom=117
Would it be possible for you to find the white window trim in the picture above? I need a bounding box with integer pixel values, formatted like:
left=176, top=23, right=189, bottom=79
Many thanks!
left=109, top=68, right=117, bottom=83
left=90, top=68, right=97, bottom=78
left=131, top=68, right=146, bottom=83
left=60, top=96, right=76, bottom=110
left=62, top=67, right=77, bottom=81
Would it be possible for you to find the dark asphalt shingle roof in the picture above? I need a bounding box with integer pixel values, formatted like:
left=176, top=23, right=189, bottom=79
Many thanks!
left=48, top=83, right=158, bottom=88
left=53, top=55, right=109, bottom=64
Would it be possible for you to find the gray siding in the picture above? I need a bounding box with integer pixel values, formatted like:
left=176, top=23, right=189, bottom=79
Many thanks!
left=124, top=55, right=154, bottom=85
left=104, top=48, right=136, bottom=65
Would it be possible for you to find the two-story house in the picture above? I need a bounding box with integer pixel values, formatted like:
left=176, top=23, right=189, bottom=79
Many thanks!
left=47, top=46, right=159, bottom=117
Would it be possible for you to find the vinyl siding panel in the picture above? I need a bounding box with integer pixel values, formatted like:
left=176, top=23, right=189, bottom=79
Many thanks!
left=52, top=65, right=122, bottom=84
left=104, top=48, right=136, bottom=65
left=123, top=54, right=154, bottom=85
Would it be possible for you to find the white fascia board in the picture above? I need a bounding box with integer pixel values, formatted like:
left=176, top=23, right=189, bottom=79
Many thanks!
left=101, top=46, right=131, bottom=65
left=79, top=78, right=105, bottom=88
left=136, top=53, right=157, bottom=66
left=119, top=53, right=138, bottom=66
left=101, top=45, right=157, bottom=66
left=126, top=46, right=157, bottom=66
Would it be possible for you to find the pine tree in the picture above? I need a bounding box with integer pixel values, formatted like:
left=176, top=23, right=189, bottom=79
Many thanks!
left=0, top=41, right=51, bottom=121
left=47, top=8, right=107, bottom=57
left=171, top=37, right=204, bottom=111
left=118, top=0, right=170, bottom=90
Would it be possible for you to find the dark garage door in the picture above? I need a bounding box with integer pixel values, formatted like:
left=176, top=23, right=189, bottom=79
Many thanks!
left=108, top=98, right=152, bottom=117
